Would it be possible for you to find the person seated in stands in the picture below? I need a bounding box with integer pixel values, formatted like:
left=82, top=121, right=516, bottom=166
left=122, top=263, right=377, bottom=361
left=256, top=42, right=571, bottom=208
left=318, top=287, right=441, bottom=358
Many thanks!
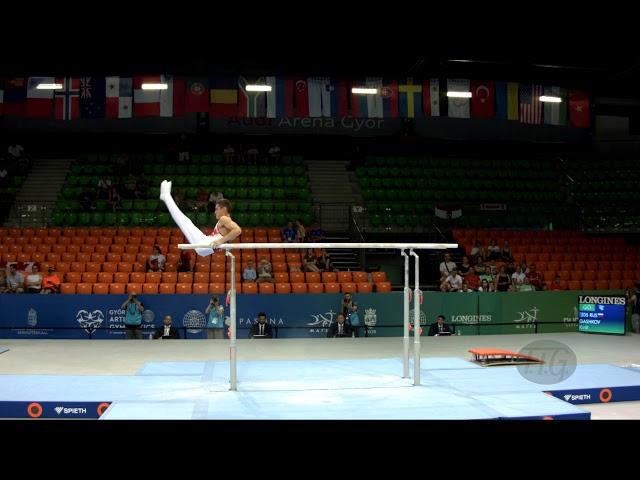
left=256, top=258, right=275, bottom=284
left=282, top=222, right=297, bottom=243
left=439, top=253, right=457, bottom=278
left=478, top=279, right=494, bottom=292
left=487, top=239, right=501, bottom=260
left=470, top=240, right=485, bottom=261
left=526, top=264, right=543, bottom=291
left=501, top=240, right=513, bottom=261
left=152, top=315, right=180, bottom=339
left=42, top=266, right=61, bottom=294
left=146, top=246, right=166, bottom=273
left=316, top=250, right=331, bottom=272
left=96, top=175, right=112, bottom=199
left=177, top=250, right=193, bottom=273
left=249, top=312, right=273, bottom=338
left=441, top=268, right=463, bottom=292
left=478, top=264, right=494, bottom=285
left=308, top=223, right=325, bottom=242
left=268, top=143, right=281, bottom=162
left=428, top=315, right=453, bottom=336
left=458, top=256, right=471, bottom=276
left=511, top=265, right=526, bottom=289
left=223, top=145, right=235, bottom=165
left=547, top=275, right=565, bottom=291
left=459, top=282, right=474, bottom=293
left=518, top=277, right=535, bottom=292
left=295, top=220, right=306, bottom=243
left=208, top=190, right=223, bottom=213
left=243, top=259, right=257, bottom=282
left=177, top=133, right=190, bottom=163
left=25, top=264, right=42, bottom=294
left=303, top=251, right=321, bottom=272
left=465, top=267, right=481, bottom=291
left=505, top=261, right=516, bottom=276
left=123, top=173, right=138, bottom=198
left=246, top=145, right=260, bottom=164
left=6, top=264, right=24, bottom=293
left=327, top=313, right=352, bottom=338
left=107, top=185, right=121, bottom=212
left=7, top=142, right=24, bottom=160
left=494, top=266, right=511, bottom=292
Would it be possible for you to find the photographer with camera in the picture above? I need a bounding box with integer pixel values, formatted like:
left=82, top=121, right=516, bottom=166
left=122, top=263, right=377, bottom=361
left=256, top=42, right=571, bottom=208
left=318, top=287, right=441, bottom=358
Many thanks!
left=121, top=292, right=144, bottom=339
left=204, top=296, right=226, bottom=339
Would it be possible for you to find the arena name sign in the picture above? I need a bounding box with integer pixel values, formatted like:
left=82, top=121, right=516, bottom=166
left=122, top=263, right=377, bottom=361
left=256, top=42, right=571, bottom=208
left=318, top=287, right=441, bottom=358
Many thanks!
left=213, top=117, right=398, bottom=135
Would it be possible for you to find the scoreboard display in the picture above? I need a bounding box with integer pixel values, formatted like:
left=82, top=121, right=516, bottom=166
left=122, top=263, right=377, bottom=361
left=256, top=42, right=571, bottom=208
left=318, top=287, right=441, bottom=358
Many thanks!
left=578, top=295, right=626, bottom=335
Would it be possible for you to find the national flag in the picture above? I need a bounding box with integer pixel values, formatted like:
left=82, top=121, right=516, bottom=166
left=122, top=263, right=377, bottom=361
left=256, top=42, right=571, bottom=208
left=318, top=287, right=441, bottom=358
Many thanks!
left=398, top=78, right=422, bottom=118
left=308, top=77, right=325, bottom=117
left=496, top=81, right=519, bottom=120
left=79, top=77, right=106, bottom=119
left=293, top=78, right=309, bottom=117
left=2, top=77, right=27, bottom=116
left=422, top=78, right=440, bottom=117
left=470, top=80, right=495, bottom=118
left=328, top=79, right=348, bottom=118
left=542, top=86, right=567, bottom=126
left=161, top=75, right=185, bottom=117
left=185, top=78, right=209, bottom=113
left=26, top=77, right=54, bottom=118
left=519, top=84, right=543, bottom=124
left=266, top=76, right=294, bottom=118
left=105, top=76, right=132, bottom=118
left=351, top=77, right=384, bottom=118
left=569, top=90, right=590, bottom=128
left=447, top=79, right=471, bottom=118
left=238, top=76, right=267, bottom=117
left=380, top=79, right=399, bottom=118
left=435, top=205, right=462, bottom=219
left=210, top=77, right=238, bottom=117
left=53, top=77, right=80, bottom=120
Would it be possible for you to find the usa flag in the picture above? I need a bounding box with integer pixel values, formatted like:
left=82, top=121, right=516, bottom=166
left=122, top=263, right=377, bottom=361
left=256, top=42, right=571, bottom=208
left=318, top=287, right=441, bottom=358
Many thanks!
left=519, top=84, right=542, bottom=124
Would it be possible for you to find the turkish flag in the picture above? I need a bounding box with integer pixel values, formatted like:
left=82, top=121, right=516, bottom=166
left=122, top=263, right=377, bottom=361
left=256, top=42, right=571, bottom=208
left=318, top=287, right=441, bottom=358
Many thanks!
left=471, top=80, right=495, bottom=118
left=569, top=90, right=590, bottom=128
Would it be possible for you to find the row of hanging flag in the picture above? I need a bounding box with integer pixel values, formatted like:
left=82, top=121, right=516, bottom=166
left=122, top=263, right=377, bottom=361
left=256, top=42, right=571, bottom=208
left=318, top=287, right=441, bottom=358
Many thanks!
left=0, top=76, right=590, bottom=127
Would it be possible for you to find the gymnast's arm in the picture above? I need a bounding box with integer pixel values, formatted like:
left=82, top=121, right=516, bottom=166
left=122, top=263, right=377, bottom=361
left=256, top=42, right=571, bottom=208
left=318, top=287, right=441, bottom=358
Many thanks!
left=211, top=216, right=242, bottom=247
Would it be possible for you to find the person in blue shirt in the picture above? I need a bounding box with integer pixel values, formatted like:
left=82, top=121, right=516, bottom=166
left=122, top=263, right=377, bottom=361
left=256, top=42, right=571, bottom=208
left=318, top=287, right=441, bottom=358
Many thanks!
left=282, top=222, right=297, bottom=243
left=348, top=303, right=360, bottom=337
left=205, top=296, right=226, bottom=339
left=243, top=259, right=257, bottom=282
left=121, top=292, right=144, bottom=339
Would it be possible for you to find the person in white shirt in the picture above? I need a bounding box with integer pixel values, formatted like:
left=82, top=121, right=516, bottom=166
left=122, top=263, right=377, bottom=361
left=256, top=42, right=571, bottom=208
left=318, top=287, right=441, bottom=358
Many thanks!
left=441, top=269, right=463, bottom=292
left=8, top=143, right=24, bottom=159
left=439, top=253, right=457, bottom=277
left=511, top=266, right=526, bottom=288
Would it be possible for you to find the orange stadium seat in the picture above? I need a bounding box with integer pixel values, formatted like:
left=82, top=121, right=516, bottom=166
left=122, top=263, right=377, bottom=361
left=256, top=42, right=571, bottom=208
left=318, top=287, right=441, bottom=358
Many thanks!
left=60, top=283, right=76, bottom=294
